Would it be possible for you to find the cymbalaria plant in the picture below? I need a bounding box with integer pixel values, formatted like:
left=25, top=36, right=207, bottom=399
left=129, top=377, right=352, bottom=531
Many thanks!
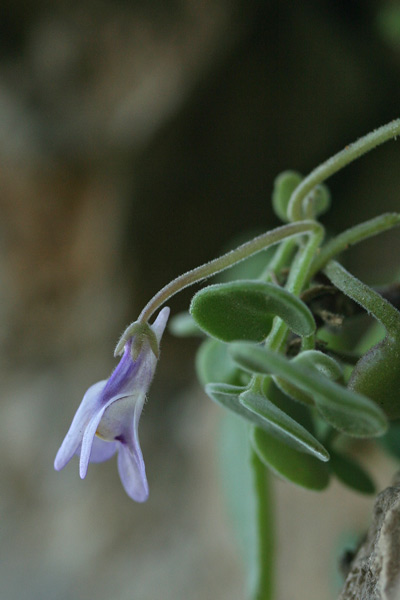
left=55, top=119, right=400, bottom=599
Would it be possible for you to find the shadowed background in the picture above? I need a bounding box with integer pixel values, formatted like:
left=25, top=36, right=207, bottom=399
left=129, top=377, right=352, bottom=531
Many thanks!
left=1, top=1, right=400, bottom=599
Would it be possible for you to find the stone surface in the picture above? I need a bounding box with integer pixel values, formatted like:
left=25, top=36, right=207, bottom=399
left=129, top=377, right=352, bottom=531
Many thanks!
left=340, top=474, right=400, bottom=600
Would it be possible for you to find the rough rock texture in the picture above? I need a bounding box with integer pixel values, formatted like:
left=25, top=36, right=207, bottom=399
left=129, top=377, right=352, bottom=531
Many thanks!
left=340, top=474, right=400, bottom=600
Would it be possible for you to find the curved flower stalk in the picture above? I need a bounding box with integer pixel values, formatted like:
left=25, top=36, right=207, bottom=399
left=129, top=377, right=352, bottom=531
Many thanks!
left=54, top=307, right=170, bottom=502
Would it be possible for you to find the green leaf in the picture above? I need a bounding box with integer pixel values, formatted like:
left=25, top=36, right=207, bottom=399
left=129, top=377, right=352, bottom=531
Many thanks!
left=206, top=382, right=300, bottom=434
left=273, top=378, right=314, bottom=406
left=205, top=382, right=259, bottom=421
left=378, top=421, right=400, bottom=460
left=168, top=311, right=203, bottom=337
left=251, top=426, right=330, bottom=490
left=190, top=280, right=316, bottom=342
left=329, top=450, right=376, bottom=495
left=239, top=390, right=329, bottom=461
left=230, top=342, right=387, bottom=438
left=205, top=382, right=328, bottom=460
left=196, top=338, right=244, bottom=386
left=274, top=350, right=343, bottom=407
left=266, top=378, right=316, bottom=433
left=324, top=261, right=400, bottom=419
left=293, top=350, right=343, bottom=381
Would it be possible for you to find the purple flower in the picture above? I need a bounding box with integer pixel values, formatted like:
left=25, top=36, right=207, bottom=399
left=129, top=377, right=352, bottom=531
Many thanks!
left=54, top=307, right=170, bottom=502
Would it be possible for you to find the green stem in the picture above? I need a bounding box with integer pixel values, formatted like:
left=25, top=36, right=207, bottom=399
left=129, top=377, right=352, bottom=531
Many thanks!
left=266, top=227, right=324, bottom=352
left=324, top=260, right=400, bottom=339
left=310, top=213, right=400, bottom=277
left=287, top=228, right=324, bottom=296
left=288, top=119, right=400, bottom=222
left=259, top=237, right=297, bottom=282
left=250, top=446, right=274, bottom=600
left=138, top=221, right=321, bottom=323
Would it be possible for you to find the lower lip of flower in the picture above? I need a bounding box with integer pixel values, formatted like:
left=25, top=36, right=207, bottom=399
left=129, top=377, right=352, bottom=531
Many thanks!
left=95, top=396, right=133, bottom=441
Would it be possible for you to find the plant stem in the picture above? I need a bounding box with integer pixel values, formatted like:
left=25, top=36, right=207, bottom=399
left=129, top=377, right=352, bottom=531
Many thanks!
left=310, top=213, right=400, bottom=277
left=324, top=260, right=400, bottom=338
left=260, top=237, right=297, bottom=282
left=138, top=221, right=322, bottom=324
left=288, top=119, right=400, bottom=222
left=266, top=227, right=324, bottom=352
left=250, top=446, right=274, bottom=600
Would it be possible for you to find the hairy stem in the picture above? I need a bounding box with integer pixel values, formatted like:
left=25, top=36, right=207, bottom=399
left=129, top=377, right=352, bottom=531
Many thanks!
left=138, top=221, right=322, bottom=324
left=288, top=119, right=400, bottom=222
left=250, top=447, right=274, bottom=600
left=324, top=260, right=400, bottom=338
left=310, top=213, right=400, bottom=277
left=260, top=237, right=297, bottom=282
left=266, top=227, right=324, bottom=352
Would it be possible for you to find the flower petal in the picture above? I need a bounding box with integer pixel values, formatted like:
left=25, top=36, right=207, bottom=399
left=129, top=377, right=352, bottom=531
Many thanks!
left=151, top=306, right=170, bottom=344
left=79, top=397, right=115, bottom=479
left=54, top=380, right=106, bottom=471
left=89, top=437, right=117, bottom=463
left=117, top=443, right=148, bottom=502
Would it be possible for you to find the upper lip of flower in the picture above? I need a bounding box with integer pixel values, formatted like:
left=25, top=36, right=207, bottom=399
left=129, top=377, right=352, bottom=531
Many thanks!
left=54, top=306, right=170, bottom=502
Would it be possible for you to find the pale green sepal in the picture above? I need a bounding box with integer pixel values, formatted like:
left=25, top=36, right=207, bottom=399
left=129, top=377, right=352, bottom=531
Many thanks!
left=114, top=321, right=159, bottom=358
left=251, top=426, right=330, bottom=491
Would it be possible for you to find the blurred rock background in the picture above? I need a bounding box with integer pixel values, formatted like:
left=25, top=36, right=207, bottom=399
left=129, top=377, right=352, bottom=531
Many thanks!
left=0, top=1, right=400, bottom=599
